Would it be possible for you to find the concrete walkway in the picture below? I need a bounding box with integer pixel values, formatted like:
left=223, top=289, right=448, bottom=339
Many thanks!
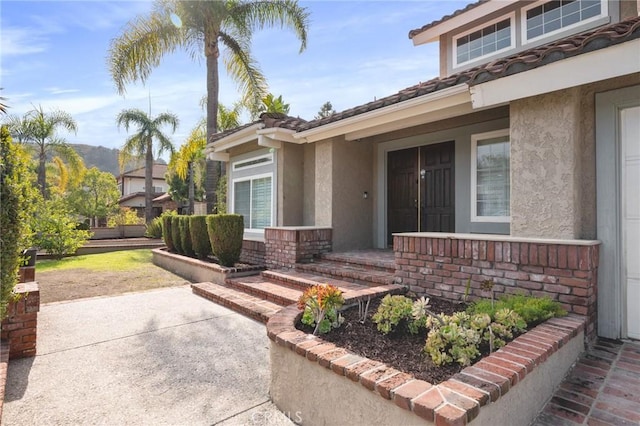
left=2, top=286, right=294, bottom=425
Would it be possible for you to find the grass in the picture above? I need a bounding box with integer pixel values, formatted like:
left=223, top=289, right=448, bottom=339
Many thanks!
left=36, top=249, right=153, bottom=272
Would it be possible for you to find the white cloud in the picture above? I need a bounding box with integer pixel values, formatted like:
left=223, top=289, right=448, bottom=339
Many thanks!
left=0, top=27, right=48, bottom=56
left=46, top=87, right=81, bottom=95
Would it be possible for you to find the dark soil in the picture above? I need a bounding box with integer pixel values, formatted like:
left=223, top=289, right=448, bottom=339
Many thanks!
left=296, top=296, right=468, bottom=384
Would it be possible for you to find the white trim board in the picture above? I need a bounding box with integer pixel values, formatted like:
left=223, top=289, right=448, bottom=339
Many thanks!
left=470, top=39, right=640, bottom=108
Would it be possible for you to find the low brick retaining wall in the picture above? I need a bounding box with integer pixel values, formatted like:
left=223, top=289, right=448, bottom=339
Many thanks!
left=268, top=306, right=585, bottom=426
left=1, top=282, right=40, bottom=359
left=264, top=227, right=332, bottom=269
left=152, top=248, right=264, bottom=284
left=240, top=239, right=266, bottom=266
left=394, top=233, right=599, bottom=340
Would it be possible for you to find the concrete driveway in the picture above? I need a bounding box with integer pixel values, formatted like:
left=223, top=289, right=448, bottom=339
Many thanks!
left=3, top=286, right=294, bottom=425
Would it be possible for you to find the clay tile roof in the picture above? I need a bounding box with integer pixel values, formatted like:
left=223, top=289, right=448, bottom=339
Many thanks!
left=209, top=113, right=307, bottom=144
left=408, top=0, right=488, bottom=39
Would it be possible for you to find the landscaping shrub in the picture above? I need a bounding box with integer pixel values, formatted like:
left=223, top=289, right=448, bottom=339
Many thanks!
left=189, top=215, right=211, bottom=260
left=206, top=214, right=243, bottom=267
left=466, top=294, right=566, bottom=326
left=162, top=214, right=174, bottom=251
left=372, top=294, right=425, bottom=335
left=298, top=285, right=344, bottom=335
left=179, top=216, right=195, bottom=257
left=145, top=216, right=163, bottom=238
left=171, top=215, right=183, bottom=254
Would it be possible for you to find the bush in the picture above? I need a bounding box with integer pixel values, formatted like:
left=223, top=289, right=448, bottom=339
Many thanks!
left=206, top=214, right=243, bottom=267
left=171, top=216, right=183, bottom=254
left=179, top=216, right=195, bottom=257
left=298, top=285, right=345, bottom=335
left=145, top=216, right=163, bottom=238
left=107, top=207, right=143, bottom=227
left=372, top=294, right=426, bottom=335
left=162, top=215, right=174, bottom=251
left=189, top=215, right=211, bottom=260
left=467, top=294, right=566, bottom=326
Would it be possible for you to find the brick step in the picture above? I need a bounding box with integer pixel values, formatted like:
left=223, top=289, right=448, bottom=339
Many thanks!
left=226, top=275, right=303, bottom=306
left=295, top=260, right=396, bottom=287
left=261, top=270, right=374, bottom=293
left=191, top=282, right=282, bottom=324
left=320, top=251, right=396, bottom=274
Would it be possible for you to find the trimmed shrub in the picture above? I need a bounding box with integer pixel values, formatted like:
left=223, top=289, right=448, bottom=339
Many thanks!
left=162, top=215, right=174, bottom=251
left=145, top=216, right=163, bottom=238
left=206, top=214, right=243, bottom=267
left=171, top=216, right=183, bottom=254
left=189, top=215, right=211, bottom=260
left=179, top=216, right=195, bottom=257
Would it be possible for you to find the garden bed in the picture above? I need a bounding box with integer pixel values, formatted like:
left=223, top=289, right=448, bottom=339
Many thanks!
left=151, top=248, right=264, bottom=284
left=269, top=304, right=586, bottom=425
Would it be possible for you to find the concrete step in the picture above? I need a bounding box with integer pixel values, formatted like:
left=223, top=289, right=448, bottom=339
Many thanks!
left=226, top=275, right=303, bottom=306
left=320, top=251, right=396, bottom=274
left=295, top=260, right=396, bottom=287
left=191, top=282, right=282, bottom=324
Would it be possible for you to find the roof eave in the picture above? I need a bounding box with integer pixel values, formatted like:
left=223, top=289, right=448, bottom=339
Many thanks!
left=206, top=123, right=264, bottom=155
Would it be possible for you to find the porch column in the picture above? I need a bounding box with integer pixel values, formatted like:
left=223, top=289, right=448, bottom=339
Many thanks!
left=510, top=87, right=589, bottom=239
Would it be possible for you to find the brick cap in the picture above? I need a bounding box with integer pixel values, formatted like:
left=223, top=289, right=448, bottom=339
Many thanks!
left=393, top=232, right=600, bottom=246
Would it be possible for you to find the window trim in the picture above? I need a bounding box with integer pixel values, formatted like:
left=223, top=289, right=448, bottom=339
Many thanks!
left=521, top=0, right=608, bottom=45
left=452, top=12, right=516, bottom=69
left=232, top=153, right=274, bottom=172
left=470, top=129, right=511, bottom=223
left=231, top=172, right=274, bottom=233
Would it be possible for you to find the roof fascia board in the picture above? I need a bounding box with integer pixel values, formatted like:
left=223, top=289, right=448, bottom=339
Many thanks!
left=469, top=39, right=640, bottom=108
left=258, top=135, right=283, bottom=150
left=294, top=84, right=470, bottom=143
left=256, top=127, right=299, bottom=143
left=411, top=0, right=517, bottom=45
left=207, top=123, right=264, bottom=153
left=207, top=152, right=230, bottom=162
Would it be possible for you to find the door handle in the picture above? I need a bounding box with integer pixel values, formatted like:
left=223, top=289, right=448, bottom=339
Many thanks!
left=414, top=199, right=418, bottom=208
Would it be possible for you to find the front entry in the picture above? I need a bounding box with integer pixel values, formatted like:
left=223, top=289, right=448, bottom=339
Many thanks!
left=387, top=141, right=454, bottom=245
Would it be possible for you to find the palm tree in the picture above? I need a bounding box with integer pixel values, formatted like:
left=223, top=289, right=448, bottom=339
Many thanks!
left=116, top=108, right=178, bottom=223
left=169, top=121, right=205, bottom=215
left=108, top=0, right=309, bottom=212
left=5, top=105, right=81, bottom=197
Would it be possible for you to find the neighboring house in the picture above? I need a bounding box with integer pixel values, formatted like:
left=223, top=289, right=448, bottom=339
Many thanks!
left=117, top=163, right=169, bottom=218
left=206, top=0, right=639, bottom=340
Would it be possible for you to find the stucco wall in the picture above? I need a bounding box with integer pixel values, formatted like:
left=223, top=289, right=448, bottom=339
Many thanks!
left=314, top=139, right=333, bottom=227
left=510, top=88, right=583, bottom=239
left=331, top=137, right=374, bottom=251
left=303, top=144, right=315, bottom=226
left=280, top=144, right=304, bottom=226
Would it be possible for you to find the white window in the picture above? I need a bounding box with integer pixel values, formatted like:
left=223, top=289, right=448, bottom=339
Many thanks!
left=523, top=0, right=606, bottom=42
left=453, top=14, right=515, bottom=68
left=233, top=174, right=273, bottom=231
left=471, top=130, right=510, bottom=222
left=232, top=153, right=273, bottom=171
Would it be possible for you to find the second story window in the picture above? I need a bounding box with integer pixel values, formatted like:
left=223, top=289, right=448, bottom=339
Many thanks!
left=524, top=0, right=604, bottom=41
left=454, top=15, right=514, bottom=68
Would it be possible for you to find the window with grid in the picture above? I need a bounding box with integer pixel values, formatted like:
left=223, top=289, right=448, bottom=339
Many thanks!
left=525, top=0, right=603, bottom=41
left=455, top=17, right=512, bottom=66
left=233, top=176, right=272, bottom=230
left=472, top=131, right=510, bottom=222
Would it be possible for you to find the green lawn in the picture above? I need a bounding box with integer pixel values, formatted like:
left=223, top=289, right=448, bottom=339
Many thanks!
left=36, top=249, right=153, bottom=272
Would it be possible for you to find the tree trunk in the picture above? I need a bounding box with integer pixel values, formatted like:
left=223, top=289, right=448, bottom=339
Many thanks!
left=145, top=137, right=154, bottom=223
left=205, top=32, right=220, bottom=213
left=188, top=161, right=195, bottom=215
left=37, top=143, right=47, bottom=198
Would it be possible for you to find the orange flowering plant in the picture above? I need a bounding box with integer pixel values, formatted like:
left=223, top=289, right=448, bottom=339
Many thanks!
left=298, top=284, right=345, bottom=335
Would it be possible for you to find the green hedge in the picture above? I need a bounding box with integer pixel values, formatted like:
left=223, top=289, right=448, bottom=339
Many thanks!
left=189, top=215, right=211, bottom=260
left=171, top=216, right=183, bottom=254
left=206, top=214, right=244, bottom=267
left=162, top=215, right=174, bottom=251
left=179, top=216, right=195, bottom=257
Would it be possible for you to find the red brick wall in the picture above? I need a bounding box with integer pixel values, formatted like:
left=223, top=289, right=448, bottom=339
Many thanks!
left=264, top=227, right=332, bottom=269
left=1, top=282, right=40, bottom=359
left=240, top=239, right=265, bottom=265
left=393, top=235, right=599, bottom=340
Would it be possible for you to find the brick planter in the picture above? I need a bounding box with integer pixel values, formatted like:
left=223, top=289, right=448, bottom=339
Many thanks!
left=264, top=227, right=332, bottom=269
left=267, top=305, right=585, bottom=426
left=1, top=282, right=40, bottom=359
left=393, top=233, right=599, bottom=340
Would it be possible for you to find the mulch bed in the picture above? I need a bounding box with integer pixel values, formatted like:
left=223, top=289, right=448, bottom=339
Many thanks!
left=296, top=296, right=468, bottom=384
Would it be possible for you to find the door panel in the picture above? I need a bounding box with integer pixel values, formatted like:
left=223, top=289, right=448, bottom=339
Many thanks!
left=622, top=105, right=640, bottom=339
left=420, top=142, right=455, bottom=233
left=387, top=147, right=418, bottom=245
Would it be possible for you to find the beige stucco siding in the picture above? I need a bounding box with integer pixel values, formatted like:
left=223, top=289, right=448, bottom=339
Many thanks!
left=279, top=144, right=304, bottom=226
left=314, top=140, right=333, bottom=227
left=511, top=73, right=640, bottom=239
left=303, top=144, right=315, bottom=226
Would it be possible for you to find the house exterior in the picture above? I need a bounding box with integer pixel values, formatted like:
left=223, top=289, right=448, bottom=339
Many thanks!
left=117, top=163, right=169, bottom=218
left=206, top=0, right=640, bottom=341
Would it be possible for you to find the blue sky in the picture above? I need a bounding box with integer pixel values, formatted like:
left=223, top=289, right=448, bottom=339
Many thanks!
left=1, top=1, right=470, bottom=155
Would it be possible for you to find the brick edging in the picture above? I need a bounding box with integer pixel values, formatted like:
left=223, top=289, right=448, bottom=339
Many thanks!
left=267, top=306, right=585, bottom=425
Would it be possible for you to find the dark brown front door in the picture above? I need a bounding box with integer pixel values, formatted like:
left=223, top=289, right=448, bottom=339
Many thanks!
left=387, top=141, right=454, bottom=245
